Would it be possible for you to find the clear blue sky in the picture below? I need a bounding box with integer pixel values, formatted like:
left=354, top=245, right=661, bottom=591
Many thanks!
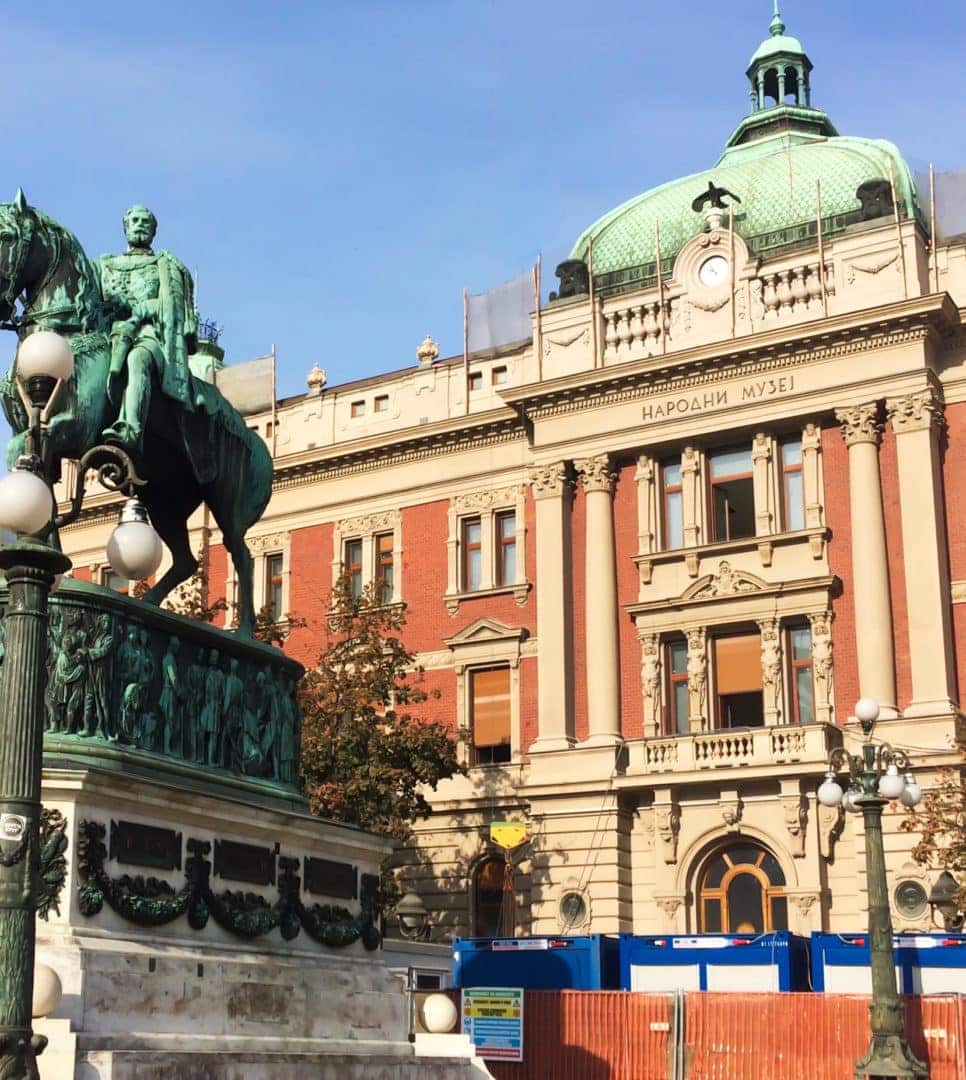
left=3, top=0, right=964, bottom=400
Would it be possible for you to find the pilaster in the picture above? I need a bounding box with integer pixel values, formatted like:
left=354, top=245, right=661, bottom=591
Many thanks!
left=575, top=454, right=622, bottom=745
left=886, top=389, right=958, bottom=716
left=529, top=463, right=575, bottom=751
left=835, top=403, right=897, bottom=718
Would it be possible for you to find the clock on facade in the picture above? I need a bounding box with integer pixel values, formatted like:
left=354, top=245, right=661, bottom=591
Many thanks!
left=698, top=254, right=730, bottom=287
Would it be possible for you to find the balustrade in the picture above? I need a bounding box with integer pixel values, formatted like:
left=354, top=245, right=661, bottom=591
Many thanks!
left=603, top=298, right=671, bottom=362
left=759, top=262, right=834, bottom=320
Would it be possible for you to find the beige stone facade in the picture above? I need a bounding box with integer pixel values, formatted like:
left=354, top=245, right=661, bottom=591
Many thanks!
left=59, top=27, right=966, bottom=948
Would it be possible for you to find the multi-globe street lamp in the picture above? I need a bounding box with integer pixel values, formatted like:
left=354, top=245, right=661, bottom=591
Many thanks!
left=0, top=331, right=163, bottom=1076
left=817, top=697, right=928, bottom=1079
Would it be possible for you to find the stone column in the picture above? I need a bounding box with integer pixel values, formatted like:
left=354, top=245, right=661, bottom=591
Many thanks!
left=886, top=390, right=958, bottom=716
left=835, top=403, right=897, bottom=718
left=752, top=434, right=773, bottom=535
left=576, top=454, right=622, bottom=745
left=530, top=462, right=575, bottom=751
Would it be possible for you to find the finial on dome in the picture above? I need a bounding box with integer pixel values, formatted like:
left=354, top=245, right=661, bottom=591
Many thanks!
left=416, top=334, right=439, bottom=367
left=770, top=0, right=785, bottom=36
left=306, top=363, right=327, bottom=394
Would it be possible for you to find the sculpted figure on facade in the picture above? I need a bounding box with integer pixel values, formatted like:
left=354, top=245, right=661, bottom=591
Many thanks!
left=50, top=612, right=86, bottom=735
left=183, top=647, right=207, bottom=763
left=639, top=633, right=662, bottom=735
left=159, top=637, right=182, bottom=756
left=759, top=618, right=783, bottom=722
left=83, top=613, right=114, bottom=739
left=222, top=657, right=245, bottom=770
left=808, top=611, right=834, bottom=722
left=782, top=794, right=808, bottom=857
left=275, top=674, right=299, bottom=785
left=655, top=802, right=681, bottom=864
left=686, top=629, right=707, bottom=729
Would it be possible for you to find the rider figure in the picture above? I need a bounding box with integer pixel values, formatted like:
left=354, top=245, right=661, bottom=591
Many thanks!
left=98, top=206, right=202, bottom=449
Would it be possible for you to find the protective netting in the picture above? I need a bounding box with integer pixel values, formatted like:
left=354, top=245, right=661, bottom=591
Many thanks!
left=212, top=353, right=275, bottom=416
left=467, top=269, right=534, bottom=352
left=915, top=169, right=966, bottom=240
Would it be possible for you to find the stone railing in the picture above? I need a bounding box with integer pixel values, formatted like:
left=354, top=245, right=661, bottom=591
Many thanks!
left=638, top=722, right=839, bottom=776
left=757, top=261, right=834, bottom=321
left=602, top=297, right=672, bottom=364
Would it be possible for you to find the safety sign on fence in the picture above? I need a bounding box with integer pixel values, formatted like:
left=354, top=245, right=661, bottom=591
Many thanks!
left=461, top=986, right=524, bottom=1061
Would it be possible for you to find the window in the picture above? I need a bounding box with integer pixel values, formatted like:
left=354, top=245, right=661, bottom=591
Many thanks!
left=666, top=640, right=689, bottom=734
left=350, top=400, right=365, bottom=418
left=470, top=666, right=511, bottom=765
left=462, top=517, right=482, bottom=591
left=495, top=511, right=516, bottom=587
left=492, top=366, right=508, bottom=386
left=709, top=448, right=755, bottom=541
left=100, top=567, right=128, bottom=595
left=713, top=633, right=763, bottom=728
left=265, top=421, right=274, bottom=439
left=468, top=371, right=483, bottom=392
left=698, top=842, right=787, bottom=933
left=265, top=553, right=283, bottom=621
left=788, top=625, right=814, bottom=724
left=780, top=437, right=804, bottom=531
left=473, top=856, right=509, bottom=937
left=662, top=461, right=683, bottom=549
left=374, top=394, right=389, bottom=413
left=375, top=533, right=394, bottom=604
left=344, top=538, right=363, bottom=600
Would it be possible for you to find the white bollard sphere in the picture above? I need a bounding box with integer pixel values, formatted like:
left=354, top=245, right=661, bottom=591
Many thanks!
left=32, top=963, right=63, bottom=1018
left=422, top=992, right=458, bottom=1033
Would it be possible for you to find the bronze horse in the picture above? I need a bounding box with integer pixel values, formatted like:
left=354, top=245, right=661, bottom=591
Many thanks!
left=0, top=192, right=271, bottom=637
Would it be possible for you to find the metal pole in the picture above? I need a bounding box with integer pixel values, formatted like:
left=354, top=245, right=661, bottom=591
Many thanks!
left=0, top=540, right=70, bottom=1078
left=853, top=773, right=927, bottom=1077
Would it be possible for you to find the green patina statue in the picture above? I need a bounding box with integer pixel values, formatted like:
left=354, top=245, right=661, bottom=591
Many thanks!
left=99, top=206, right=202, bottom=449
left=0, top=192, right=272, bottom=636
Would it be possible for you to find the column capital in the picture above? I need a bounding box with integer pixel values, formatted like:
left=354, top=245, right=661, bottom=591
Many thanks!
left=529, top=462, right=570, bottom=500
left=575, top=453, right=617, bottom=493
left=835, top=402, right=883, bottom=447
left=886, top=389, right=945, bottom=434
left=751, top=433, right=771, bottom=462
left=802, top=421, right=822, bottom=451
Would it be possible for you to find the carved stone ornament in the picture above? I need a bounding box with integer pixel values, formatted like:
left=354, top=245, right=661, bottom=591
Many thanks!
left=686, top=629, right=707, bottom=728
left=529, top=462, right=570, bottom=500
left=835, top=402, right=882, bottom=447
left=808, top=611, right=833, bottom=721
left=575, top=454, right=616, bottom=494
left=416, top=333, right=440, bottom=366
left=818, top=802, right=844, bottom=860
left=759, top=618, right=783, bottom=721
left=781, top=794, right=808, bottom=858
left=720, top=797, right=742, bottom=828
left=655, top=894, right=685, bottom=919
left=789, top=891, right=820, bottom=917
left=845, top=251, right=899, bottom=284
left=685, top=561, right=764, bottom=600
left=336, top=509, right=400, bottom=538
left=248, top=531, right=288, bottom=554
left=639, top=633, right=661, bottom=733
left=76, top=821, right=381, bottom=951
left=655, top=803, right=681, bottom=864
left=454, top=485, right=520, bottom=515
left=886, top=389, right=944, bottom=434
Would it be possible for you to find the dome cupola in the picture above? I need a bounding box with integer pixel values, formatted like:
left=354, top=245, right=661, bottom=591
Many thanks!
left=747, top=2, right=812, bottom=111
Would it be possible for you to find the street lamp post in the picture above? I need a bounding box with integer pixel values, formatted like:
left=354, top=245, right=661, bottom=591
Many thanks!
left=817, top=698, right=928, bottom=1080
left=0, top=331, right=163, bottom=1078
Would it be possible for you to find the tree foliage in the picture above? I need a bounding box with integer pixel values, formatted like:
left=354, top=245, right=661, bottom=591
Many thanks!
left=902, top=752, right=966, bottom=914
left=298, top=572, right=463, bottom=843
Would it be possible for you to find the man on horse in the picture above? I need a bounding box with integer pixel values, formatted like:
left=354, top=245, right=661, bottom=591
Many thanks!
left=98, top=206, right=202, bottom=449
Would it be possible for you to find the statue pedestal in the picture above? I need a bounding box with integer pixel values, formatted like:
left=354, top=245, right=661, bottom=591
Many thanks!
left=36, top=763, right=470, bottom=1078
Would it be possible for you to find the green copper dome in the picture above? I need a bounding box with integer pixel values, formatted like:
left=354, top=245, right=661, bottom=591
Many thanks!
left=569, top=7, right=920, bottom=289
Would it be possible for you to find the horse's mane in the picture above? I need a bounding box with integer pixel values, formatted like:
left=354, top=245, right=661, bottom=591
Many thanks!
left=0, top=203, right=103, bottom=329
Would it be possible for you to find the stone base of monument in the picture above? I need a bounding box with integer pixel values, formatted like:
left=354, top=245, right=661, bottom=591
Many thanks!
left=33, top=763, right=470, bottom=1078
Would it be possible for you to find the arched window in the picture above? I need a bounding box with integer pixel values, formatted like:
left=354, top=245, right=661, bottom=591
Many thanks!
left=473, top=856, right=508, bottom=937
left=697, top=841, right=787, bottom=933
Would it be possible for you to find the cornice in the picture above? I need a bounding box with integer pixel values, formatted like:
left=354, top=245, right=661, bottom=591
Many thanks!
left=502, top=293, right=960, bottom=422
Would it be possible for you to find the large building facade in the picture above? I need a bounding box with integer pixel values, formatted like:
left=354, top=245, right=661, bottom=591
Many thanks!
left=63, top=13, right=966, bottom=944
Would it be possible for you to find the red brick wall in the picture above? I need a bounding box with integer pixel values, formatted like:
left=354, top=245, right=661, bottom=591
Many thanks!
left=72, top=565, right=92, bottom=583
left=821, top=423, right=859, bottom=723
left=285, top=522, right=333, bottom=668
left=571, top=484, right=588, bottom=742
left=943, top=401, right=966, bottom=695
left=615, top=462, right=644, bottom=739
left=879, top=425, right=912, bottom=712
left=208, top=542, right=228, bottom=630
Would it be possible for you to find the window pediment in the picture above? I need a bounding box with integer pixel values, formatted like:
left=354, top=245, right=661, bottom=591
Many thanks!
left=445, top=618, right=528, bottom=649
left=682, top=561, right=768, bottom=600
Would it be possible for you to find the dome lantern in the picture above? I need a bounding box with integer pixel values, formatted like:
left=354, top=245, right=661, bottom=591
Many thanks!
left=747, top=2, right=813, bottom=113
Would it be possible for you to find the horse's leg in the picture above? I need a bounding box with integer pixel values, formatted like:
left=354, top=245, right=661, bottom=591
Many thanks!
left=222, top=525, right=255, bottom=639
left=141, top=494, right=200, bottom=606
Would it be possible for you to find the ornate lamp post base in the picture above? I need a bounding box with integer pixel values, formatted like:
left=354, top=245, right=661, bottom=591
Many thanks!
left=854, top=1032, right=928, bottom=1079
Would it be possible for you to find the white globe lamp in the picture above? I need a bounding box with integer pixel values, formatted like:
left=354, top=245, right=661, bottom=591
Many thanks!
left=422, top=993, right=458, bottom=1034
left=855, top=698, right=880, bottom=728
left=0, top=468, right=54, bottom=536
left=32, top=962, right=63, bottom=1018
left=817, top=773, right=844, bottom=807
left=899, top=774, right=922, bottom=807
left=106, top=498, right=162, bottom=581
left=17, top=331, right=74, bottom=382
left=843, top=786, right=863, bottom=814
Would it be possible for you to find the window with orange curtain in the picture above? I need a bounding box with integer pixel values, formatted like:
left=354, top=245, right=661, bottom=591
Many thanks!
left=470, top=666, right=511, bottom=765
left=713, top=632, right=764, bottom=728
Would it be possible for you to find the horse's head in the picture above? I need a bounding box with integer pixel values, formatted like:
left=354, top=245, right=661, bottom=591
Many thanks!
left=0, top=189, right=37, bottom=324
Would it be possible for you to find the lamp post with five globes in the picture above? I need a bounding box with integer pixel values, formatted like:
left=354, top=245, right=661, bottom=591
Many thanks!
left=0, top=331, right=163, bottom=1077
left=817, top=697, right=928, bottom=1079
